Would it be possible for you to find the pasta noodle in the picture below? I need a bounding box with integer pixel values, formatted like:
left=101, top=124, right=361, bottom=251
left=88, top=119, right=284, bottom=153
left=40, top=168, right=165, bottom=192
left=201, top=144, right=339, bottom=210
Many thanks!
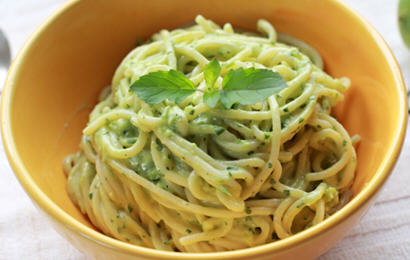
left=63, top=15, right=357, bottom=252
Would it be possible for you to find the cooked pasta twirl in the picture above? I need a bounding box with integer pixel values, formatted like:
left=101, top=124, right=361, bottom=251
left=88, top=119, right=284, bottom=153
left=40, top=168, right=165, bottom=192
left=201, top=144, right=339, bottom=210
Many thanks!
left=63, top=15, right=357, bottom=252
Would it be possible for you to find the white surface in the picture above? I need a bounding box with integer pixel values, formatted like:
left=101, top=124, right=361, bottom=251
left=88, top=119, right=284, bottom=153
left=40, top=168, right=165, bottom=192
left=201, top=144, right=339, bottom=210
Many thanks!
left=0, top=0, right=409, bottom=259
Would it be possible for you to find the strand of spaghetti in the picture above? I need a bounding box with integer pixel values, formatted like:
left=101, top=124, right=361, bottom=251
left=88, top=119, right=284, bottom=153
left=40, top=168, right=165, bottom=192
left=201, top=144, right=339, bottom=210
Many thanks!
left=241, top=97, right=280, bottom=199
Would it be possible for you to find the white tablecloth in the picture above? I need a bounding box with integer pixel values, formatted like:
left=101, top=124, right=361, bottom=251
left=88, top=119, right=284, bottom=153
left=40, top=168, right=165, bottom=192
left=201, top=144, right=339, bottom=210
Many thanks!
left=0, top=0, right=409, bottom=259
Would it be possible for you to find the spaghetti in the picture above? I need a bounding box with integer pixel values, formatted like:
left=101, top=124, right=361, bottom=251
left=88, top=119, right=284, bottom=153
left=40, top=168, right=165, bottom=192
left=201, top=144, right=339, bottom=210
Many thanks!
left=63, top=15, right=357, bottom=252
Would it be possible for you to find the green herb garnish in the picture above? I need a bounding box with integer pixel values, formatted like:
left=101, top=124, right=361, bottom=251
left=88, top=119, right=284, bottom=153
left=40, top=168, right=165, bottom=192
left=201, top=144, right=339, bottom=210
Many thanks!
left=130, top=62, right=287, bottom=109
left=130, top=70, right=196, bottom=104
left=204, top=59, right=221, bottom=89
left=215, top=127, right=225, bottom=135
left=203, top=89, right=221, bottom=108
left=220, top=67, right=287, bottom=108
left=186, top=229, right=192, bottom=234
left=203, top=59, right=222, bottom=108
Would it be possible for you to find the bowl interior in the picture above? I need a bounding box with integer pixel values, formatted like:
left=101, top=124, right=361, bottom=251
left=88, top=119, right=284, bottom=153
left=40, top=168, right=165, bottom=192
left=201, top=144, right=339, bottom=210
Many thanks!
left=3, top=0, right=405, bottom=254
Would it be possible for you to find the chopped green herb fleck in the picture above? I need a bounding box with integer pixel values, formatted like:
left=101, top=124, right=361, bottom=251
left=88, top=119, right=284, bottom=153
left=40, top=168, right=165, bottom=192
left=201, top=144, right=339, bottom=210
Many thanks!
left=126, top=138, right=136, bottom=144
left=298, top=118, right=304, bottom=123
left=245, top=207, right=252, bottom=214
left=264, top=133, right=270, bottom=139
left=227, top=166, right=238, bottom=170
left=290, top=49, right=299, bottom=56
left=268, top=162, right=273, bottom=168
left=228, top=172, right=233, bottom=177
left=219, top=185, right=232, bottom=196
left=155, top=138, right=162, bottom=146
left=128, top=205, right=133, bottom=213
left=296, top=202, right=305, bottom=208
left=88, top=193, right=93, bottom=199
left=270, top=179, right=276, bottom=185
left=283, top=107, right=289, bottom=112
left=283, top=189, right=290, bottom=196
left=215, top=127, right=225, bottom=135
left=186, top=229, right=192, bottom=234
left=247, top=151, right=254, bottom=155
left=189, top=109, right=195, bottom=115
left=300, top=103, right=307, bottom=109
left=343, top=140, right=347, bottom=146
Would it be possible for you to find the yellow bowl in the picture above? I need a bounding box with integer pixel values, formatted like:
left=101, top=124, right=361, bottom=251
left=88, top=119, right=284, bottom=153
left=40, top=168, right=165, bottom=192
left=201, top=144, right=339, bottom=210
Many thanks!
left=1, top=0, right=407, bottom=259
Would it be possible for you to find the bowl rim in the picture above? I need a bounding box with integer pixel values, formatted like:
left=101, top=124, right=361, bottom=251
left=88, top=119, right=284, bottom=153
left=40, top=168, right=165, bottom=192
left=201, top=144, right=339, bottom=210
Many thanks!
left=1, top=0, right=407, bottom=258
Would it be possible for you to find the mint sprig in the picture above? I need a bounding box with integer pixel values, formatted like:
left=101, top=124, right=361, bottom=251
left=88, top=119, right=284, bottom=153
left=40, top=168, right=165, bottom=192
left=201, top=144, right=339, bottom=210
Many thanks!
left=130, top=60, right=287, bottom=108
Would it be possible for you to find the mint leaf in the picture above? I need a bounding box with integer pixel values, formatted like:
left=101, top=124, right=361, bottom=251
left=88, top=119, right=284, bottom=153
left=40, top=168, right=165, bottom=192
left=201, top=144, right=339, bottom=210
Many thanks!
left=220, top=68, right=287, bottom=109
left=204, top=88, right=220, bottom=108
left=130, top=70, right=195, bottom=104
left=204, top=59, right=221, bottom=88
